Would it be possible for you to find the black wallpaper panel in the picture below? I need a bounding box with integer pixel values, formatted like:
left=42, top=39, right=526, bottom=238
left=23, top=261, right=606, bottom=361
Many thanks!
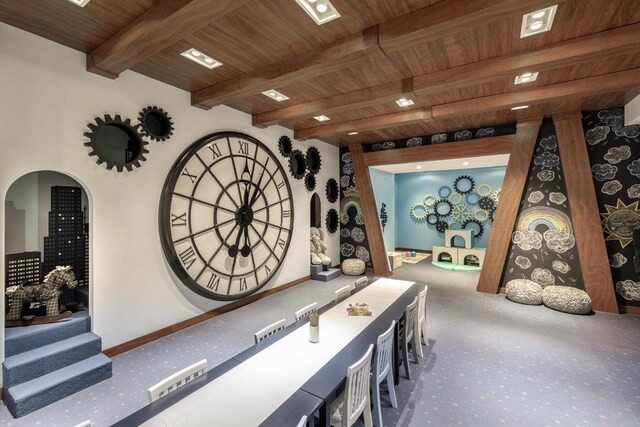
left=501, top=118, right=584, bottom=289
left=582, top=108, right=640, bottom=307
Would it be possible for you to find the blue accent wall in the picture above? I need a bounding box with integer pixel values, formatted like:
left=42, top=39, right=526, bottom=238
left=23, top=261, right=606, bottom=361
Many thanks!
left=395, top=167, right=507, bottom=251
left=369, top=168, right=395, bottom=251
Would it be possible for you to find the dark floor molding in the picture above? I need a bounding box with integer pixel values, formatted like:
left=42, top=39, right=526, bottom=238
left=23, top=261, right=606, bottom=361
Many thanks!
left=395, top=247, right=433, bottom=253
left=619, top=305, right=640, bottom=315
left=103, top=271, right=324, bottom=357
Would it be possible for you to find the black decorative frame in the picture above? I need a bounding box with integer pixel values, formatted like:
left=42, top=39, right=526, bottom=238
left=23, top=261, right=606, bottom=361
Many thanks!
left=84, top=114, right=148, bottom=172
left=325, top=178, right=339, bottom=203
left=304, top=173, right=317, bottom=191
left=288, top=150, right=307, bottom=179
left=326, top=209, right=339, bottom=234
left=278, top=135, right=293, bottom=158
left=306, top=147, right=322, bottom=174
left=138, top=106, right=174, bottom=142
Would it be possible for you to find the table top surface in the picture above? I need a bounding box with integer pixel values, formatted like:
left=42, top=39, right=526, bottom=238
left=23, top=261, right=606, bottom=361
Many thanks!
left=112, top=278, right=418, bottom=427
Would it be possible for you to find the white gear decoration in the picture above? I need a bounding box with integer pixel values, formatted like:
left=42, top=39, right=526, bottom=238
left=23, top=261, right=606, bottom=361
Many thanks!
left=423, top=194, right=437, bottom=207
left=410, top=203, right=429, bottom=221
left=494, top=188, right=501, bottom=203
left=476, top=183, right=492, bottom=197
left=448, top=192, right=463, bottom=205
left=452, top=203, right=473, bottom=223
left=474, top=208, right=490, bottom=222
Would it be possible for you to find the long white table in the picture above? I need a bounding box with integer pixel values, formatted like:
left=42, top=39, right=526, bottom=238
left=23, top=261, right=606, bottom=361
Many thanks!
left=138, top=278, right=415, bottom=427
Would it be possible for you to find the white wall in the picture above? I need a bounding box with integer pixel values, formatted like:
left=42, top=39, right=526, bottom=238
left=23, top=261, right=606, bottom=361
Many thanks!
left=0, top=23, right=339, bottom=379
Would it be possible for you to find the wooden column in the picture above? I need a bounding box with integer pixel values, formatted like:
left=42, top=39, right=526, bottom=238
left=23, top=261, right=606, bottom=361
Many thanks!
left=553, top=112, right=618, bottom=313
left=476, top=119, right=541, bottom=293
left=348, top=142, right=391, bottom=277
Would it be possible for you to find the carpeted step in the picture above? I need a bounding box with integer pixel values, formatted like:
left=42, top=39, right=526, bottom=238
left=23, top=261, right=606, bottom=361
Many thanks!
left=5, top=312, right=91, bottom=357
left=3, top=332, right=102, bottom=389
left=5, top=353, right=112, bottom=418
left=313, top=268, right=341, bottom=282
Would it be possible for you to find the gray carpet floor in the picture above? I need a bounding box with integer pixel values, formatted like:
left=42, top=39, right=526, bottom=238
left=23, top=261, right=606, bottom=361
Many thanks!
left=1, top=258, right=639, bottom=426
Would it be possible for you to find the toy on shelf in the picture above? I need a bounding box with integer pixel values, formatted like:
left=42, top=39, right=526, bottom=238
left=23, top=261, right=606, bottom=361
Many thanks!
left=432, top=230, right=486, bottom=272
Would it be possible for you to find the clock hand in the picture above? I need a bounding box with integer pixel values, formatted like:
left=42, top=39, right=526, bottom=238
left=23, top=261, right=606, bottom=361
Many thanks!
left=227, top=223, right=246, bottom=258
left=248, top=158, right=270, bottom=207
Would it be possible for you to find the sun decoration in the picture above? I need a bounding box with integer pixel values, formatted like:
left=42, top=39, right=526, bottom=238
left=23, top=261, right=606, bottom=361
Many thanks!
left=601, top=200, right=640, bottom=248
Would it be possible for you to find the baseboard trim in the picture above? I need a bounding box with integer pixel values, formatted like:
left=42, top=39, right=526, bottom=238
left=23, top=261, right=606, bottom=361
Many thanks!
left=395, top=247, right=433, bottom=254
left=104, top=274, right=312, bottom=358
left=618, top=305, right=640, bottom=315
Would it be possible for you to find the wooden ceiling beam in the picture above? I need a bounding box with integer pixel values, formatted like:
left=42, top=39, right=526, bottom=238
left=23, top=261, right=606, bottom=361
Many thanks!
left=193, top=0, right=562, bottom=108
left=87, top=0, right=250, bottom=78
left=253, top=23, right=640, bottom=127
left=296, top=68, right=640, bottom=139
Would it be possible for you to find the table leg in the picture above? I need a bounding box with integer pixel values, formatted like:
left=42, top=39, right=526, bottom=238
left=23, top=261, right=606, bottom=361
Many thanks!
left=319, top=401, right=330, bottom=427
left=393, top=321, right=400, bottom=386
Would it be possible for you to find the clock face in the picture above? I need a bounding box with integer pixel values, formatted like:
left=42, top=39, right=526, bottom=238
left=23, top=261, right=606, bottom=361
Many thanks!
left=159, top=131, right=294, bottom=300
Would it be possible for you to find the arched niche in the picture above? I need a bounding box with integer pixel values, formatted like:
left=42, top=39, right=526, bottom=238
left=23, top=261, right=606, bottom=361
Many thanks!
left=310, top=192, right=321, bottom=228
left=4, top=171, right=92, bottom=320
left=437, top=251, right=454, bottom=263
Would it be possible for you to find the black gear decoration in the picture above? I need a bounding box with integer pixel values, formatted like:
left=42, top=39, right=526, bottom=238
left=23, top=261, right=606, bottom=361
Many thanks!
left=462, top=219, right=484, bottom=239
left=304, top=173, right=317, bottom=191
left=305, top=147, right=322, bottom=175
left=438, top=185, right=452, bottom=198
left=278, top=135, right=293, bottom=158
left=436, top=221, right=449, bottom=234
left=478, top=196, right=495, bottom=212
left=453, top=175, right=475, bottom=194
left=427, top=213, right=439, bottom=225
left=326, top=209, right=339, bottom=234
left=325, top=178, right=339, bottom=203
left=434, top=198, right=452, bottom=218
left=288, top=149, right=307, bottom=179
left=84, top=114, right=148, bottom=172
left=138, top=106, right=174, bottom=142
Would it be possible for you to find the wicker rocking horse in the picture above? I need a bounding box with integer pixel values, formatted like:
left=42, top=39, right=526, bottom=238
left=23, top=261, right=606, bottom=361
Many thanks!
left=5, top=266, right=80, bottom=327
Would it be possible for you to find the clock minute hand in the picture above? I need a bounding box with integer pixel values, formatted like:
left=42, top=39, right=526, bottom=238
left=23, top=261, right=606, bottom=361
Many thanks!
left=248, top=158, right=270, bottom=207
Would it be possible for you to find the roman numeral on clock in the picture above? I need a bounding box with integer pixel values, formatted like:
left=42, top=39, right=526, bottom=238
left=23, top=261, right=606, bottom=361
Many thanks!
left=171, top=212, right=187, bottom=227
left=206, top=273, right=221, bottom=291
left=179, top=246, right=196, bottom=270
left=282, top=210, right=290, bottom=218
left=181, top=168, right=197, bottom=184
left=264, top=265, right=271, bottom=276
left=209, top=143, right=222, bottom=159
left=239, top=277, right=248, bottom=291
left=238, top=140, right=249, bottom=155
left=278, top=238, right=286, bottom=249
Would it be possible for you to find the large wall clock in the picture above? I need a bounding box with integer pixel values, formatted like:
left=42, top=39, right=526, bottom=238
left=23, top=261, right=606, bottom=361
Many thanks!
left=159, top=131, right=295, bottom=300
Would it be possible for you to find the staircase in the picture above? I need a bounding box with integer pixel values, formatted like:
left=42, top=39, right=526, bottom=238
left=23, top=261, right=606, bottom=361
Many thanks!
left=3, top=311, right=112, bottom=418
left=311, top=263, right=341, bottom=282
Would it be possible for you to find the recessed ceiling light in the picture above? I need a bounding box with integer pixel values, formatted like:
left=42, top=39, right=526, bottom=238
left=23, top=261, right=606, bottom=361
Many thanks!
left=511, top=105, right=529, bottom=110
left=295, top=0, right=340, bottom=25
left=416, top=165, right=422, bottom=170
left=68, top=0, right=91, bottom=6
left=462, top=161, right=470, bottom=166
left=262, top=89, right=290, bottom=102
left=395, top=98, right=415, bottom=108
left=180, top=48, right=222, bottom=70
left=520, top=5, right=558, bottom=38
left=348, top=132, right=359, bottom=135
left=514, top=71, right=539, bottom=84
left=314, top=115, right=331, bottom=122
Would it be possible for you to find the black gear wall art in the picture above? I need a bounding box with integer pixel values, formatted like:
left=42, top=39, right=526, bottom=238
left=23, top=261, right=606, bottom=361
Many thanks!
left=84, top=114, right=148, bottom=172
left=138, top=106, right=174, bottom=142
left=306, top=147, right=322, bottom=175
left=278, top=135, right=293, bottom=158
left=288, top=149, right=307, bottom=179
left=435, top=199, right=452, bottom=218
left=478, top=196, right=495, bottom=212
left=436, top=221, right=449, bottom=234
left=326, top=178, right=339, bottom=203
left=463, top=219, right=484, bottom=238
left=326, top=209, right=339, bottom=234
left=454, top=175, right=475, bottom=194
left=304, top=173, right=317, bottom=191
left=380, top=203, right=388, bottom=231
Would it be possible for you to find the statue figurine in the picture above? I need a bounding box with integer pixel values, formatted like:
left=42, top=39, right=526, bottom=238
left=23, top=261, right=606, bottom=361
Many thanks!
left=310, top=227, right=332, bottom=266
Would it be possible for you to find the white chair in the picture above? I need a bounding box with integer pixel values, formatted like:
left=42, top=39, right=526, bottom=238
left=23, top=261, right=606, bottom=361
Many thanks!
left=399, top=296, right=419, bottom=380
left=295, top=302, right=318, bottom=321
left=330, top=344, right=374, bottom=427
left=74, top=421, right=92, bottom=427
left=372, top=321, right=398, bottom=427
left=254, top=318, right=287, bottom=344
left=147, top=359, right=208, bottom=403
left=354, top=277, right=368, bottom=290
left=296, top=415, right=308, bottom=427
left=335, top=285, right=351, bottom=302
left=416, top=286, right=428, bottom=358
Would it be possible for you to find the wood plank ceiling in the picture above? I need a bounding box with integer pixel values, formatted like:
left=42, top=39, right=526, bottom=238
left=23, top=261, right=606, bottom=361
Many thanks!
left=2, top=0, right=640, bottom=146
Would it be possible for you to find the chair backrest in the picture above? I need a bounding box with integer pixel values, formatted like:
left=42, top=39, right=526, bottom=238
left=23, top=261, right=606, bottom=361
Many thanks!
left=354, top=277, right=368, bottom=290
left=254, top=318, right=287, bottom=344
left=405, top=296, right=418, bottom=341
left=74, top=421, right=92, bottom=427
left=294, top=302, right=318, bottom=321
left=296, top=415, right=308, bottom=427
left=147, top=359, right=208, bottom=403
left=375, top=320, right=396, bottom=382
left=417, top=286, right=428, bottom=323
left=344, top=344, right=374, bottom=426
left=335, top=285, right=351, bottom=302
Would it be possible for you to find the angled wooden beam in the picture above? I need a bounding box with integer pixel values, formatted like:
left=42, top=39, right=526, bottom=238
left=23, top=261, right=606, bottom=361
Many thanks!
left=254, top=23, right=640, bottom=127
left=553, top=112, right=618, bottom=313
left=477, top=119, right=542, bottom=294
left=348, top=142, right=391, bottom=277
left=192, top=27, right=384, bottom=109
left=193, top=0, right=561, bottom=108
left=87, top=0, right=250, bottom=78
left=433, top=68, right=640, bottom=119
left=362, top=135, right=514, bottom=167
left=295, top=109, right=431, bottom=140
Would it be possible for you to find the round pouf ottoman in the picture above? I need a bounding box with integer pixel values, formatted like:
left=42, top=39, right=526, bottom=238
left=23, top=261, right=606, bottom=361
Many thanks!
left=505, top=279, right=543, bottom=305
left=342, top=258, right=365, bottom=276
left=542, top=286, right=592, bottom=315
